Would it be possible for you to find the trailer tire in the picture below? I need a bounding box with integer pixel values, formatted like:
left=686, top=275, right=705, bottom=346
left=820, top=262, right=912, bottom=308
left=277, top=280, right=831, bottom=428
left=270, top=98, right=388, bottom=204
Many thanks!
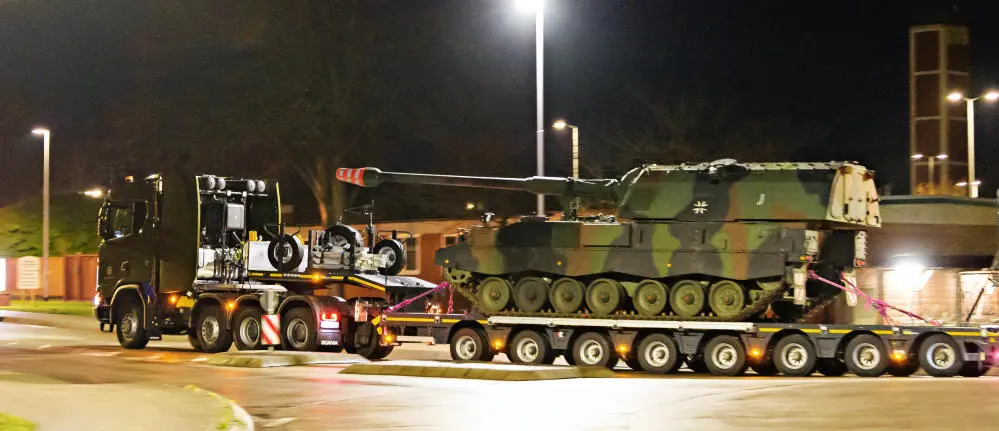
left=958, top=363, right=988, bottom=378
left=373, top=239, right=407, bottom=276
left=509, top=329, right=556, bottom=364
left=844, top=334, right=888, bottom=377
left=750, top=360, right=779, bottom=376
left=281, top=307, right=318, bottom=351
left=196, top=304, right=233, bottom=353
left=704, top=335, right=748, bottom=376
left=816, top=359, right=847, bottom=377
left=685, top=356, right=709, bottom=373
left=888, top=359, right=919, bottom=377
left=636, top=333, right=681, bottom=374
left=918, top=334, right=963, bottom=377
left=450, top=327, right=493, bottom=362
left=773, top=334, right=817, bottom=377
left=115, top=298, right=149, bottom=350
left=571, top=332, right=615, bottom=368
left=233, top=306, right=264, bottom=351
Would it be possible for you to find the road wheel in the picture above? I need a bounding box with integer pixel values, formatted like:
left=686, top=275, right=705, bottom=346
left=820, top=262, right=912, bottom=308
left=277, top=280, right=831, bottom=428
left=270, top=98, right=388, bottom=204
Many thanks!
left=571, top=331, right=615, bottom=368
left=233, top=306, right=264, bottom=351
left=670, top=280, right=705, bottom=318
left=708, top=280, right=746, bottom=319
left=509, top=329, right=556, bottom=364
left=187, top=330, right=202, bottom=352
left=450, top=327, right=494, bottom=362
left=888, top=358, right=919, bottom=377
left=633, top=280, right=669, bottom=317
left=773, top=334, right=817, bottom=377
left=919, top=334, right=963, bottom=377
left=586, top=279, right=624, bottom=315
left=281, top=307, right=317, bottom=351
left=550, top=278, right=585, bottom=313
left=513, top=277, right=550, bottom=313
left=704, top=335, right=748, bottom=376
left=844, top=334, right=888, bottom=377
left=685, top=356, right=709, bottom=373
left=477, top=277, right=513, bottom=313
left=373, top=239, right=407, bottom=276
left=354, top=322, right=383, bottom=359
left=816, top=358, right=847, bottom=377
left=196, top=304, right=232, bottom=353
left=636, top=333, right=681, bottom=374
left=115, top=298, right=149, bottom=349
left=624, top=356, right=642, bottom=371
left=958, top=363, right=988, bottom=378
left=750, top=360, right=779, bottom=376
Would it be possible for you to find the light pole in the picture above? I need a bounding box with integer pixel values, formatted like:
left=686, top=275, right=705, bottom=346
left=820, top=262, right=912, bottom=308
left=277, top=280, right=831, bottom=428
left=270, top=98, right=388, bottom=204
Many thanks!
left=518, top=0, right=545, bottom=216
left=553, top=119, right=579, bottom=217
left=31, top=127, right=50, bottom=300
left=947, top=90, right=999, bottom=198
left=911, top=153, right=948, bottom=194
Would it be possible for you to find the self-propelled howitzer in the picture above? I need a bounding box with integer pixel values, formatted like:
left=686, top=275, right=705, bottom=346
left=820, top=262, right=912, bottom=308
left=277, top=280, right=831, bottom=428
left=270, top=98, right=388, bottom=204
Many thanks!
left=336, top=160, right=880, bottom=322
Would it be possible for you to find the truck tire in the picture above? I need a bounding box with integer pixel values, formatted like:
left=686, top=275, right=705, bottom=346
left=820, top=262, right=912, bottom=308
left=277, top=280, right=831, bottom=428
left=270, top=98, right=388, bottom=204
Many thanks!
left=958, top=363, right=988, bottom=378
left=636, top=333, right=681, bottom=374
left=685, top=356, right=709, bottom=373
left=450, top=327, right=494, bottom=362
left=196, top=304, right=233, bottom=353
left=267, top=234, right=303, bottom=272
left=281, top=307, right=318, bottom=351
left=844, top=334, right=888, bottom=377
left=187, top=330, right=202, bottom=352
left=571, top=331, right=616, bottom=369
left=115, top=298, right=149, bottom=349
left=888, top=359, right=919, bottom=377
left=750, top=359, right=779, bottom=376
left=509, top=329, right=556, bottom=365
left=373, top=239, right=406, bottom=276
left=919, top=334, right=963, bottom=377
left=773, top=334, right=817, bottom=377
left=704, top=335, right=748, bottom=376
left=233, top=306, right=264, bottom=351
left=324, top=224, right=363, bottom=250
left=816, top=358, right=847, bottom=377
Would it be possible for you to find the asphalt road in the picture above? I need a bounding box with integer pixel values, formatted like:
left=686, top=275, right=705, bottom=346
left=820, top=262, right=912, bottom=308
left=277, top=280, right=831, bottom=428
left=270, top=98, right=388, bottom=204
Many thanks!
left=2, top=317, right=999, bottom=430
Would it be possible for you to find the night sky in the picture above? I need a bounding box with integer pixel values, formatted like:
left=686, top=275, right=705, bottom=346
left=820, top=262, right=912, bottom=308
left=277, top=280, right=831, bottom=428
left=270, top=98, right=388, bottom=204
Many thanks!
left=2, top=1, right=998, bottom=219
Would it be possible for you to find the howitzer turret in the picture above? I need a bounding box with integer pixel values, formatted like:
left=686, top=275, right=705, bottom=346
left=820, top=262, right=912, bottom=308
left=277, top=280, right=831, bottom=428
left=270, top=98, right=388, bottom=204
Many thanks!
left=337, top=160, right=880, bottom=323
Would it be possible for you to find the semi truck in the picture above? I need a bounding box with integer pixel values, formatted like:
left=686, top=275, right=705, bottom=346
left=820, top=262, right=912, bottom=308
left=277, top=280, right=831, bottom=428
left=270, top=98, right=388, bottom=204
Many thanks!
left=93, top=173, right=436, bottom=359
left=342, top=161, right=999, bottom=377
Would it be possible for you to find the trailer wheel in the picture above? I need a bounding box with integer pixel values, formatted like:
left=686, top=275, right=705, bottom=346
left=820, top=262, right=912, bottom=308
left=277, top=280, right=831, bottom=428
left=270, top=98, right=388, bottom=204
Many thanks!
left=750, top=360, right=779, bottom=376
left=374, top=239, right=406, bottom=276
left=115, top=298, right=149, bottom=349
left=685, top=356, right=709, bottom=373
left=233, top=306, right=264, bottom=351
left=571, top=331, right=616, bottom=368
left=704, top=335, right=748, bottom=376
left=773, top=334, right=817, bottom=377
left=958, top=363, right=989, bottom=378
left=509, top=329, right=556, bottom=364
left=816, top=359, right=847, bottom=377
left=844, top=334, right=888, bottom=377
left=919, top=334, right=963, bottom=377
left=635, top=333, right=681, bottom=373
left=450, top=327, right=493, bottom=362
left=281, top=307, right=317, bottom=351
left=888, top=359, right=918, bottom=377
left=196, top=304, right=233, bottom=353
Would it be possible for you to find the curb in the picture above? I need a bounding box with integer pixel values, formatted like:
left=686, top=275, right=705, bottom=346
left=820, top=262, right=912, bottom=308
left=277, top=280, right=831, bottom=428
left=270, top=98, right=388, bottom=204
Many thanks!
left=339, top=360, right=617, bottom=381
left=207, top=351, right=368, bottom=368
left=185, top=385, right=255, bottom=431
left=0, top=312, right=91, bottom=330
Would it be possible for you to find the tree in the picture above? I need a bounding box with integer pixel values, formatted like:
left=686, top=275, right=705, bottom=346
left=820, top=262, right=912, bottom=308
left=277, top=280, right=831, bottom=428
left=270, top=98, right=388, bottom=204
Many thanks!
left=0, top=194, right=102, bottom=257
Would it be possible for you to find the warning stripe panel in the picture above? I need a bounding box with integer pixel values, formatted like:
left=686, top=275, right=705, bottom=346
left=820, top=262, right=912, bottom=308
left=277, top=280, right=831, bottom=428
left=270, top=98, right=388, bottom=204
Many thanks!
left=262, top=314, right=280, bottom=345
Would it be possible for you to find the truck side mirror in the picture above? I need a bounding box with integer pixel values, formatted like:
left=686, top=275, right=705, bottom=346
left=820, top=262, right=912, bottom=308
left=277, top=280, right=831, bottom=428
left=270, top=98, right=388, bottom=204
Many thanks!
left=97, top=203, right=112, bottom=240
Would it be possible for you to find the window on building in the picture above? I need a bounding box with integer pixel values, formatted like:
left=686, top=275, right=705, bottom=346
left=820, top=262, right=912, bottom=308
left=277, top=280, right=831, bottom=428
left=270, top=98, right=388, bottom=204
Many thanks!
left=402, top=236, right=419, bottom=273
left=444, top=234, right=458, bottom=247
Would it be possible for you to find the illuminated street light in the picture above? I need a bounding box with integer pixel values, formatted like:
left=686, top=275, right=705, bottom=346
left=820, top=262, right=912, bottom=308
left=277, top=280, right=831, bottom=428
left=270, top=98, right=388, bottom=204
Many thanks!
left=910, top=153, right=947, bottom=194
left=465, top=202, right=476, bottom=211
left=30, top=127, right=51, bottom=299
left=83, top=188, right=104, bottom=198
left=910, top=153, right=924, bottom=160
left=516, top=0, right=540, bottom=13
left=518, top=0, right=545, bottom=216
left=947, top=90, right=999, bottom=198
left=553, top=119, right=581, bottom=217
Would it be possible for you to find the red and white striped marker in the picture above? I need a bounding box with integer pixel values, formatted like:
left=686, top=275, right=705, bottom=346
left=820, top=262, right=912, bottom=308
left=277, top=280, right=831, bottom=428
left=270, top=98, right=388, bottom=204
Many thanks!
left=335, top=167, right=367, bottom=186
left=262, top=314, right=280, bottom=345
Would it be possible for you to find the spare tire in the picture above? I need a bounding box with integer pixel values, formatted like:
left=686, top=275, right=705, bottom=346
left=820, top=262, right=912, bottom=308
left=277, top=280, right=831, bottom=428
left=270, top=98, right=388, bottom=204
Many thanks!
left=267, top=234, right=304, bottom=272
left=373, top=239, right=407, bottom=276
left=323, top=224, right=364, bottom=250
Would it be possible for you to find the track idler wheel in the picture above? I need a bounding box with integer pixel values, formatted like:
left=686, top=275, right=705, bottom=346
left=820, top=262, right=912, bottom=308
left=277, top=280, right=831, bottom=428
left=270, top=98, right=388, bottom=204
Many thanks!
left=633, top=280, right=669, bottom=317
left=670, top=280, right=705, bottom=318
left=444, top=268, right=473, bottom=288
left=708, top=280, right=747, bottom=320
left=477, top=277, right=513, bottom=313
left=513, top=277, right=550, bottom=313
left=586, top=279, right=624, bottom=315
left=549, top=278, right=585, bottom=313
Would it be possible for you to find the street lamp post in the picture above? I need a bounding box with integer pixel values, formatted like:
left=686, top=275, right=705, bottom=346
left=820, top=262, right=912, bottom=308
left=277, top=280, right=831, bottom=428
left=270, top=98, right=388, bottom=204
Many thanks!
left=31, top=127, right=50, bottom=300
left=911, top=153, right=948, bottom=194
left=553, top=119, right=579, bottom=217
left=947, top=90, right=999, bottom=198
left=518, top=0, right=545, bottom=216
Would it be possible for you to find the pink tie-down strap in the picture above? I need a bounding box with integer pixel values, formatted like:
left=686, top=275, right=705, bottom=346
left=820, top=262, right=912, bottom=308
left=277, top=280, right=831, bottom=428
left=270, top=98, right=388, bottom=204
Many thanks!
left=807, top=270, right=941, bottom=326
left=385, top=281, right=454, bottom=314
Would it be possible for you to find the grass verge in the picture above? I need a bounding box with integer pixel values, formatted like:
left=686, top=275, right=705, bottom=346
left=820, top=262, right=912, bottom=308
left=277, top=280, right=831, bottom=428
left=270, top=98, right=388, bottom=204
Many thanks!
left=0, top=413, right=36, bottom=431
left=0, top=299, right=93, bottom=317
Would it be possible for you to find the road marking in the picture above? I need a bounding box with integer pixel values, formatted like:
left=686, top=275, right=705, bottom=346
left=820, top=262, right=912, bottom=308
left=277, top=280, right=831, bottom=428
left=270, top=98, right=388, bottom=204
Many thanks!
left=261, top=417, right=298, bottom=428
left=191, top=357, right=209, bottom=362
left=37, top=344, right=51, bottom=350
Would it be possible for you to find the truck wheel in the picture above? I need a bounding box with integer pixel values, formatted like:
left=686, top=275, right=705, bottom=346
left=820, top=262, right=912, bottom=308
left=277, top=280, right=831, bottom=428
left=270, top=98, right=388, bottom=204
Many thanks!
left=571, top=331, right=616, bottom=368
left=324, top=224, right=363, bottom=249
left=773, top=334, right=817, bottom=377
left=509, top=329, right=556, bottom=364
left=888, top=358, right=919, bottom=377
left=115, top=298, right=149, bottom=349
left=704, top=335, right=748, bottom=376
left=844, top=334, right=888, bottom=377
left=815, top=358, right=847, bottom=377
left=196, top=304, right=233, bottom=353
left=187, top=330, right=202, bottom=352
left=450, top=327, right=494, bottom=362
left=374, top=239, right=407, bottom=276
left=958, top=363, right=988, bottom=377
left=281, top=307, right=318, bottom=351
left=685, top=356, right=709, bottom=373
left=267, top=234, right=303, bottom=272
left=233, top=306, right=264, bottom=351
left=919, top=334, right=963, bottom=377
left=636, top=333, right=681, bottom=374
left=750, top=360, right=779, bottom=376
